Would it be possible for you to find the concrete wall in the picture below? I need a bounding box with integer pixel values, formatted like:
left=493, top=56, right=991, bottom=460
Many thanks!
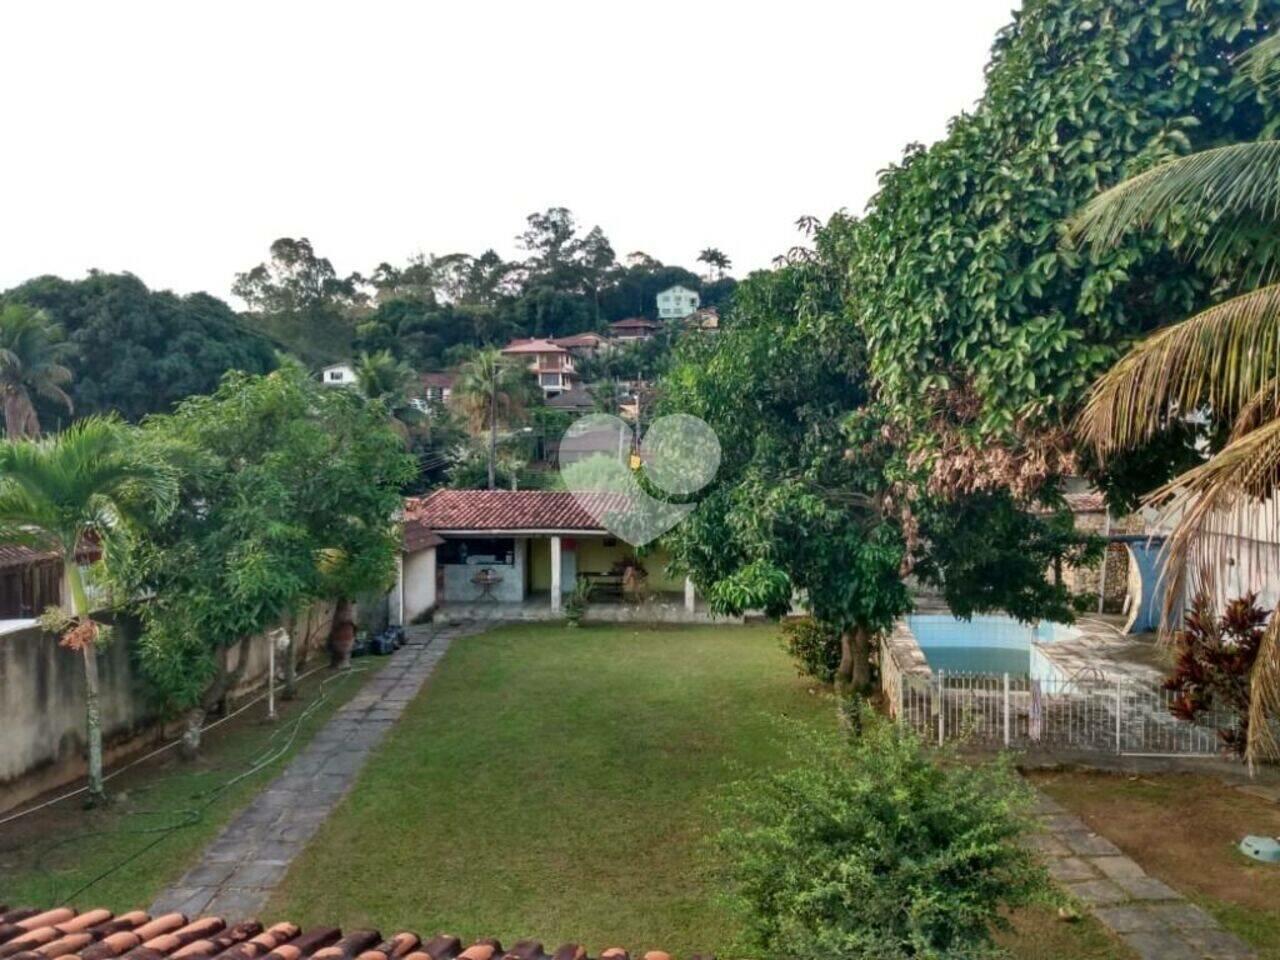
left=441, top=537, right=527, bottom=603
left=0, top=601, right=332, bottom=815
left=400, top=547, right=437, bottom=623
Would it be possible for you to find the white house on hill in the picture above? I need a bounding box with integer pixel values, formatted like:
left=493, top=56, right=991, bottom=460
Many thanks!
left=657, top=285, right=699, bottom=320
left=320, top=362, right=357, bottom=387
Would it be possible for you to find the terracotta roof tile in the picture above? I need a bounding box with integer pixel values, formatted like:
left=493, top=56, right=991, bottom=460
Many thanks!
left=608, top=318, right=657, bottom=330
left=403, top=490, right=630, bottom=535
left=0, top=910, right=700, bottom=960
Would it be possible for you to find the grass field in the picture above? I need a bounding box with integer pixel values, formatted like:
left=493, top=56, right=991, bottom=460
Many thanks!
left=269, top=623, right=1129, bottom=959
left=0, top=659, right=384, bottom=910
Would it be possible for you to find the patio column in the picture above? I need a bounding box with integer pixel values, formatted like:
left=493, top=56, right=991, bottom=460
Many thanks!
left=684, top=576, right=696, bottom=614
left=550, top=536, right=562, bottom=612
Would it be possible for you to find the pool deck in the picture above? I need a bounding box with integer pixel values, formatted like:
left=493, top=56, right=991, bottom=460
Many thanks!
left=885, top=602, right=1168, bottom=686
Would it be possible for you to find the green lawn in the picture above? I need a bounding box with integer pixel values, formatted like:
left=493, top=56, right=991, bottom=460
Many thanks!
left=0, top=659, right=385, bottom=911
left=269, top=623, right=1130, bottom=959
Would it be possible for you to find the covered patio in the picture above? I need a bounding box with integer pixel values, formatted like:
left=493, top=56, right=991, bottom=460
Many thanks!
left=391, top=490, right=719, bottom=624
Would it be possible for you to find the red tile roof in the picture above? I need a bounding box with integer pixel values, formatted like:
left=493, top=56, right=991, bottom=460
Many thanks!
left=609, top=318, right=657, bottom=331
left=403, top=490, right=630, bottom=536
left=0, top=539, right=101, bottom=571
left=552, top=333, right=608, bottom=348
left=0, top=907, right=698, bottom=960
left=420, top=372, right=456, bottom=389
left=502, top=339, right=568, bottom=355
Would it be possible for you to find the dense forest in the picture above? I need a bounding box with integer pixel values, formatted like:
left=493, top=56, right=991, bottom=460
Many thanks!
left=0, top=207, right=736, bottom=423
left=233, top=207, right=737, bottom=369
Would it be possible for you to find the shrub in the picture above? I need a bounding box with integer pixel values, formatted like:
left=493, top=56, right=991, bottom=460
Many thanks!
left=715, top=706, right=1047, bottom=960
left=563, top=579, right=592, bottom=627
left=780, top=616, right=841, bottom=683
left=1164, top=593, right=1269, bottom=756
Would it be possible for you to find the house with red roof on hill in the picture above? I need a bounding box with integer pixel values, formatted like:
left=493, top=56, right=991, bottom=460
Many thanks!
left=501, top=339, right=579, bottom=396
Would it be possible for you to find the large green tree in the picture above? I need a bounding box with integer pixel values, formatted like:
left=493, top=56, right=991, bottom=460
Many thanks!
left=847, top=0, right=1280, bottom=502
left=106, top=365, right=413, bottom=753
left=234, top=238, right=366, bottom=365
left=6, top=273, right=276, bottom=421
left=0, top=417, right=174, bottom=801
left=663, top=217, right=1098, bottom=694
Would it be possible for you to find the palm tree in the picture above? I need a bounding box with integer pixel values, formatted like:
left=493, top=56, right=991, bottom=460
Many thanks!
left=354, top=349, right=415, bottom=404
left=0, top=304, right=74, bottom=440
left=0, top=418, right=174, bottom=802
left=697, top=247, right=731, bottom=281
left=1070, top=35, right=1280, bottom=763
left=353, top=349, right=420, bottom=436
left=453, top=348, right=530, bottom=490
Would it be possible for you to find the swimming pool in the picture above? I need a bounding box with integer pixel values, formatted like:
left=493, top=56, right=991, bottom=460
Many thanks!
left=905, top=613, right=1079, bottom=679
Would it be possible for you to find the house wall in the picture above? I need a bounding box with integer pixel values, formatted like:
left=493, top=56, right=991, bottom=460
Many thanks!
left=400, top=547, right=437, bottom=623
left=440, top=537, right=527, bottom=603
left=0, top=600, right=333, bottom=815
left=527, top=538, right=682, bottom=593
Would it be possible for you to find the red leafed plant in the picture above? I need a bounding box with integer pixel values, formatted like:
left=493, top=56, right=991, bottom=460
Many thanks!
left=1164, top=593, right=1268, bottom=756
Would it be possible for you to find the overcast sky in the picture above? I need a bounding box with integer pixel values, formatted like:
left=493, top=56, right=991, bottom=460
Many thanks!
left=1, top=1, right=1018, bottom=304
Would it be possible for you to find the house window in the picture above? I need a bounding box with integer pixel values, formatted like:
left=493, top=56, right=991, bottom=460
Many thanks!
left=540, top=373, right=561, bottom=386
left=438, top=538, right=516, bottom=565
left=328, top=370, right=343, bottom=381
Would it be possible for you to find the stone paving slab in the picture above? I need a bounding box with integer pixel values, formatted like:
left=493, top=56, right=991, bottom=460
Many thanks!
left=1030, top=790, right=1256, bottom=959
left=151, top=621, right=482, bottom=917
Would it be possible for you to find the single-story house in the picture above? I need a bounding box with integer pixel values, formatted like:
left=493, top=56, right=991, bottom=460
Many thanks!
left=418, top=371, right=456, bottom=407
left=608, top=317, right=660, bottom=342
left=320, top=362, right=357, bottom=387
left=390, top=489, right=708, bottom=623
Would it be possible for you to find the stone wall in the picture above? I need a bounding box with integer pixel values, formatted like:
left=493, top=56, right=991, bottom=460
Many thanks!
left=1060, top=507, right=1145, bottom=613
left=0, top=601, right=333, bottom=815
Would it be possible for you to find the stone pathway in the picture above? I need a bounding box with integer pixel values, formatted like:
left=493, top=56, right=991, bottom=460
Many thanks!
left=1031, top=792, right=1256, bottom=960
left=151, top=620, right=481, bottom=918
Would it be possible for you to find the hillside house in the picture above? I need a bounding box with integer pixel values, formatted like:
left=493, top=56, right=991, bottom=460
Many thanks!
left=609, top=317, right=660, bottom=342
left=552, top=332, right=612, bottom=359
left=657, top=284, right=699, bottom=320
left=501, top=339, right=579, bottom=396
left=418, top=371, right=456, bottom=407
left=320, top=362, right=357, bottom=387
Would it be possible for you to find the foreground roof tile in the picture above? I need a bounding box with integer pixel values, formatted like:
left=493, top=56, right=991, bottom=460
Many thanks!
left=0, top=912, right=705, bottom=960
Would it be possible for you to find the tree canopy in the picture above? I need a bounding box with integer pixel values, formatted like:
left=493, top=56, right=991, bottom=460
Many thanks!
left=105, top=364, right=414, bottom=750
left=5, top=272, right=277, bottom=422
left=846, top=0, right=1280, bottom=503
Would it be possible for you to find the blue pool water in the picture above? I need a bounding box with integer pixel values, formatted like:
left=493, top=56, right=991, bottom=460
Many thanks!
left=906, top=614, right=1078, bottom=678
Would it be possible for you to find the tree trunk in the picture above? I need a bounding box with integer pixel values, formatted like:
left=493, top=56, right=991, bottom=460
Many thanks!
left=850, top=627, right=873, bottom=693
left=487, top=388, right=498, bottom=490
left=329, top=597, right=356, bottom=670
left=65, top=559, right=106, bottom=805
left=184, top=634, right=253, bottom=759
left=834, top=626, right=875, bottom=724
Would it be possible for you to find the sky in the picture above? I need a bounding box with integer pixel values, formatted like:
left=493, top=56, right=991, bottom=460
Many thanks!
left=1, top=0, right=1019, bottom=304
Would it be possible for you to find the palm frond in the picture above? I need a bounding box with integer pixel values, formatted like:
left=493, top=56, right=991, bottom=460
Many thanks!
left=1239, top=31, right=1280, bottom=93
left=1075, top=282, right=1280, bottom=458
left=1248, top=607, right=1280, bottom=766
left=1147, top=417, right=1280, bottom=652
left=1067, top=140, right=1280, bottom=269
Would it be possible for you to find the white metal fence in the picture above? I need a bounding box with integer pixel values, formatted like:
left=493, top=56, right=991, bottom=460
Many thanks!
left=888, top=668, right=1231, bottom=757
